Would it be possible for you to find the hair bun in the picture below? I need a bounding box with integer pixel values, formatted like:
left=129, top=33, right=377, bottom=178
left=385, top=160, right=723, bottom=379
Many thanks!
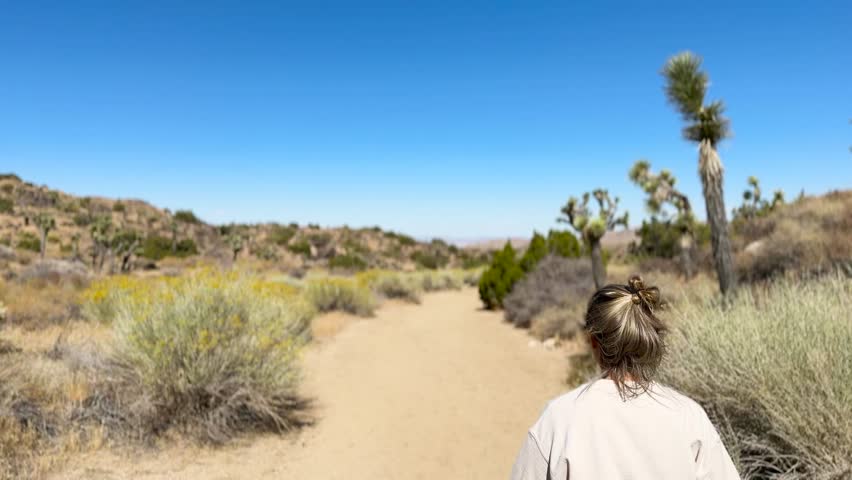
left=627, top=275, right=661, bottom=310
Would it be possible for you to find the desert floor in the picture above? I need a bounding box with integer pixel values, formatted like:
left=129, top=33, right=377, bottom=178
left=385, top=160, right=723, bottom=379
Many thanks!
left=56, top=288, right=570, bottom=479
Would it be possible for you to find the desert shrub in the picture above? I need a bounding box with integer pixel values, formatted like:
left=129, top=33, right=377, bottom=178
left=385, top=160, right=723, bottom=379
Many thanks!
left=384, top=231, right=416, bottom=246
left=0, top=183, right=13, bottom=194
left=504, top=255, right=594, bottom=328
left=462, top=268, right=482, bottom=286
left=105, top=271, right=312, bottom=443
left=529, top=306, right=584, bottom=340
left=631, top=217, right=681, bottom=258
left=287, top=240, right=312, bottom=257
left=660, top=276, right=852, bottom=478
left=307, top=233, right=332, bottom=249
left=410, top=250, right=449, bottom=270
left=268, top=225, right=297, bottom=246
left=478, top=242, right=523, bottom=309
left=358, top=271, right=421, bottom=303
left=139, top=235, right=197, bottom=260
left=415, top=270, right=463, bottom=292
left=546, top=229, right=581, bottom=258
left=72, top=213, right=91, bottom=227
left=459, top=250, right=491, bottom=269
left=112, top=201, right=125, bottom=213
left=328, top=253, right=368, bottom=271
left=520, top=232, right=548, bottom=273
left=304, top=277, right=375, bottom=316
left=173, top=209, right=200, bottom=224
left=16, top=232, right=41, bottom=253
left=0, top=198, right=12, bottom=214
left=82, top=276, right=156, bottom=323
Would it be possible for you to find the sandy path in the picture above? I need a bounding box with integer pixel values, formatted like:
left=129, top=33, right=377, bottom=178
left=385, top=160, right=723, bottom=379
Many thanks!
left=58, top=289, right=568, bottom=479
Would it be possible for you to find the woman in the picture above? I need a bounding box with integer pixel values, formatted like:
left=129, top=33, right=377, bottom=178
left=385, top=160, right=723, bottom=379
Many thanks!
left=511, top=276, right=739, bottom=479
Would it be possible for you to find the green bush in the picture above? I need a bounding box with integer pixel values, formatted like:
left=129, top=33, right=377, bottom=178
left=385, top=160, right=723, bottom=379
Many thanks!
left=112, top=201, right=126, bottom=213
left=287, top=240, right=311, bottom=257
left=384, top=231, right=416, bottom=246
left=546, top=229, right=581, bottom=258
left=478, top=242, right=523, bottom=309
left=173, top=209, right=200, bottom=224
left=139, top=235, right=198, bottom=260
left=304, top=278, right=375, bottom=316
left=411, top=250, right=449, bottom=270
left=328, top=253, right=368, bottom=271
left=0, top=183, right=14, bottom=194
left=268, top=225, right=298, bottom=246
left=660, top=276, right=851, bottom=478
left=520, top=232, right=548, bottom=273
left=109, top=272, right=313, bottom=443
left=0, top=197, right=13, bottom=214
left=16, top=232, right=41, bottom=252
left=72, top=212, right=91, bottom=227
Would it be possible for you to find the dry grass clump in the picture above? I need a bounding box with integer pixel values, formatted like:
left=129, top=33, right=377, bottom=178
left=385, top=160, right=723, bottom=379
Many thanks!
left=660, top=276, right=852, bottom=479
left=415, top=269, right=464, bottom=292
left=99, top=271, right=314, bottom=443
left=356, top=270, right=422, bottom=303
left=305, top=277, right=376, bottom=316
left=504, top=255, right=594, bottom=332
left=0, top=276, right=85, bottom=328
left=529, top=306, right=584, bottom=340
left=736, top=190, right=852, bottom=282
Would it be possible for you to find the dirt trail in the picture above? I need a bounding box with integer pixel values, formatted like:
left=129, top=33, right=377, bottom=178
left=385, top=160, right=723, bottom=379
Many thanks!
left=59, top=289, right=569, bottom=479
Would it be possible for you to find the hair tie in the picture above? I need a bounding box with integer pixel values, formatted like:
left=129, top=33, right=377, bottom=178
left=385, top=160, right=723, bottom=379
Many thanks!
left=631, top=293, right=641, bottom=305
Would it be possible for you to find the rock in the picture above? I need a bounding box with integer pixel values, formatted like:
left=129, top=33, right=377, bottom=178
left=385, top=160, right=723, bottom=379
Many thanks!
left=744, top=240, right=765, bottom=255
left=527, top=339, right=541, bottom=348
left=543, top=338, right=559, bottom=350
left=0, top=245, right=14, bottom=260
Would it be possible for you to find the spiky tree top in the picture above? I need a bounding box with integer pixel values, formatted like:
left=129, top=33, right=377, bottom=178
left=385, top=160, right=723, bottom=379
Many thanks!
left=629, top=160, right=693, bottom=222
left=33, top=212, right=56, bottom=232
left=662, top=52, right=730, bottom=147
left=559, top=189, right=629, bottom=242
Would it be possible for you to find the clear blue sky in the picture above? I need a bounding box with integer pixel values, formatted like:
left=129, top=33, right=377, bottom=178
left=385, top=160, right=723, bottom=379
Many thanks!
left=1, top=0, right=850, bottom=240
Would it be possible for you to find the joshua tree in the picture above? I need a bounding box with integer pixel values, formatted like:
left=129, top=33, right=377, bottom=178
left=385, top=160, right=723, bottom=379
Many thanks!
left=735, top=176, right=784, bottom=219
left=89, top=215, right=113, bottom=272
left=226, top=231, right=244, bottom=262
left=70, top=232, right=81, bottom=260
left=662, top=51, right=736, bottom=296
left=558, top=189, right=628, bottom=288
left=33, top=212, right=56, bottom=260
left=112, top=229, right=141, bottom=273
left=629, top=160, right=696, bottom=278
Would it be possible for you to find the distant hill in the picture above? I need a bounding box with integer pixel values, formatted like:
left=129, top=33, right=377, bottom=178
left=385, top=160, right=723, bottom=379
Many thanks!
left=0, top=174, right=490, bottom=274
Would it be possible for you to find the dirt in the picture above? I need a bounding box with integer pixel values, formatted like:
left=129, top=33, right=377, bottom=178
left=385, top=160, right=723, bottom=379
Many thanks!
left=55, top=289, right=570, bottom=479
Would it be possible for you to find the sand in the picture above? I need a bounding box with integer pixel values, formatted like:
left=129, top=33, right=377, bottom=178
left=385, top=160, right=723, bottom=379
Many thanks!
left=55, top=288, right=569, bottom=479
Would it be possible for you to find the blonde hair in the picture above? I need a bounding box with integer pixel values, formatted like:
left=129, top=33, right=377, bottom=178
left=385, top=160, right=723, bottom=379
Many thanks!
left=583, top=275, right=666, bottom=398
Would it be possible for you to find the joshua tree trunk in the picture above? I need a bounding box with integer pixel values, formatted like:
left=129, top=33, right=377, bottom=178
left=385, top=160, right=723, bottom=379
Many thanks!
left=679, top=233, right=695, bottom=279
left=39, top=229, right=48, bottom=260
left=699, top=140, right=736, bottom=295
left=590, top=240, right=606, bottom=289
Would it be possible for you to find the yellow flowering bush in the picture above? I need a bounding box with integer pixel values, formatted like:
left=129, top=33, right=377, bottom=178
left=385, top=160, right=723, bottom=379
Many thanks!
left=108, top=270, right=314, bottom=443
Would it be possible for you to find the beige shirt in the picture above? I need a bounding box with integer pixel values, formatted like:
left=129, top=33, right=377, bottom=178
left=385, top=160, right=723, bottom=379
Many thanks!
left=511, top=379, right=740, bottom=480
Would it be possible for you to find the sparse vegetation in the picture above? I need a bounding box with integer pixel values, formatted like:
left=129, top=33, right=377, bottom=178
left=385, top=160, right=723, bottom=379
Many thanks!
left=305, top=277, right=376, bottom=316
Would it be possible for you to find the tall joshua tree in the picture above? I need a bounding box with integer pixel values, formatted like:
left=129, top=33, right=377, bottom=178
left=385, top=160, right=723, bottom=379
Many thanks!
left=629, top=160, right=696, bottom=278
left=559, top=189, right=628, bottom=289
left=33, top=212, right=56, bottom=260
left=662, top=51, right=736, bottom=295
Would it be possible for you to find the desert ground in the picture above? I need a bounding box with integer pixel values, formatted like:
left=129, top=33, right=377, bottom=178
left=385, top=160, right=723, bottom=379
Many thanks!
left=54, top=288, right=569, bottom=480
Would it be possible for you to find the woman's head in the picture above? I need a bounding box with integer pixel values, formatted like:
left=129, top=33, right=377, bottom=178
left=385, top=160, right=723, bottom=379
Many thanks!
left=584, top=275, right=666, bottom=397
